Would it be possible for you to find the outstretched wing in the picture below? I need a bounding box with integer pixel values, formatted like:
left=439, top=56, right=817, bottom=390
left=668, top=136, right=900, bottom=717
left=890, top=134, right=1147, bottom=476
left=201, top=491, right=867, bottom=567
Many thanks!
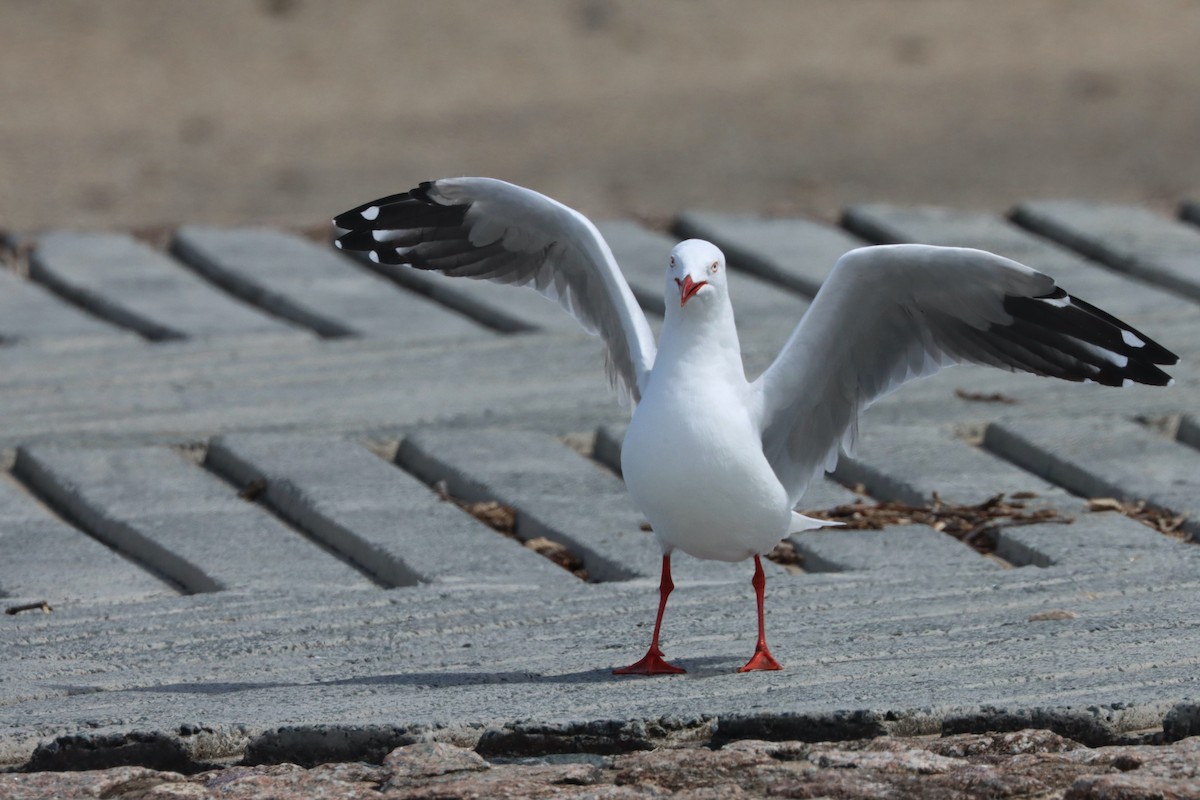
left=754, top=244, right=1178, bottom=506
left=333, top=177, right=657, bottom=402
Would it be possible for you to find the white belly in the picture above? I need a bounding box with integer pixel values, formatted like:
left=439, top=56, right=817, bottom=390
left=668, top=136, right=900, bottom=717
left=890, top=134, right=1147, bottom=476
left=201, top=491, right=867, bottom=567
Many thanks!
left=621, top=386, right=792, bottom=562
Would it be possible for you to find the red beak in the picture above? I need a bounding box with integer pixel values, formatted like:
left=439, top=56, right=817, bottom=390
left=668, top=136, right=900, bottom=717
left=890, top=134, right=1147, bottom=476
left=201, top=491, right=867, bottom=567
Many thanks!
left=676, top=275, right=708, bottom=307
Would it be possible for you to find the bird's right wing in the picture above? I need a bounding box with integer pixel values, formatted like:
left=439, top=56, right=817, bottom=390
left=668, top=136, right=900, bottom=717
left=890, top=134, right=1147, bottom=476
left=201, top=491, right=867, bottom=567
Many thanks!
left=334, top=177, right=657, bottom=403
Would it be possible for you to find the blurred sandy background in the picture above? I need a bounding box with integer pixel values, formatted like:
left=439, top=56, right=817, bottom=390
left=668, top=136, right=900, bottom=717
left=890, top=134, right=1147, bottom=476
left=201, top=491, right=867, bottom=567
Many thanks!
left=2, top=0, right=1198, bottom=231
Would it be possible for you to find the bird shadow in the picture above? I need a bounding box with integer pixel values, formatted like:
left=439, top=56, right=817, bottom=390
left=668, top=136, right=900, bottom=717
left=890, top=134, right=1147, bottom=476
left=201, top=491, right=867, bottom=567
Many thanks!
left=107, top=657, right=740, bottom=696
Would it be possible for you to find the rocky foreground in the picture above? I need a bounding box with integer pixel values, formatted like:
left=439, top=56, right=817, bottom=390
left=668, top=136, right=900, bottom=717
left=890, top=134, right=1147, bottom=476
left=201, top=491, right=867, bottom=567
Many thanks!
left=2, top=730, right=1198, bottom=799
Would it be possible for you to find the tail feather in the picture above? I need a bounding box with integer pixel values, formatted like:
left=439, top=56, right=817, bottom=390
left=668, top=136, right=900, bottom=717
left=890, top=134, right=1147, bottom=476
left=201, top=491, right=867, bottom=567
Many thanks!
left=789, top=512, right=843, bottom=534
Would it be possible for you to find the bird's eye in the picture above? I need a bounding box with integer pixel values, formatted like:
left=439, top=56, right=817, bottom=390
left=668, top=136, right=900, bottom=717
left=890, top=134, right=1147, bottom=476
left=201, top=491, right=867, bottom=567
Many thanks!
left=669, top=256, right=676, bottom=268
left=710, top=261, right=719, bottom=273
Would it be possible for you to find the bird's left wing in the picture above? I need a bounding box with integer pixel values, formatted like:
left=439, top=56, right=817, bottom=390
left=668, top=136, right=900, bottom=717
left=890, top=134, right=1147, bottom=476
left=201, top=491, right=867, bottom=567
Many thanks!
left=334, top=177, right=657, bottom=402
left=753, top=244, right=1178, bottom=506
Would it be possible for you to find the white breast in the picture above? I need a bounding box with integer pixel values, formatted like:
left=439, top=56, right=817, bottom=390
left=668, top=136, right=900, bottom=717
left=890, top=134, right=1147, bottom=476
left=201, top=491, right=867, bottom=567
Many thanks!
left=620, top=378, right=793, bottom=563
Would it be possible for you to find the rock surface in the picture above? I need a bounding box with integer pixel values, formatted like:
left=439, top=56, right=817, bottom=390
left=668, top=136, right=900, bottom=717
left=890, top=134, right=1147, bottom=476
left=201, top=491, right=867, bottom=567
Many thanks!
left=3, top=731, right=1198, bottom=799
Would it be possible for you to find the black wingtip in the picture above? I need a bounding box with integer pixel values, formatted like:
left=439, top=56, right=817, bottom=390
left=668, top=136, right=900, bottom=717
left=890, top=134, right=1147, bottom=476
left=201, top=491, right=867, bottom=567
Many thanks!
left=998, top=289, right=1178, bottom=387
left=1061, top=292, right=1179, bottom=366
left=331, top=180, right=469, bottom=242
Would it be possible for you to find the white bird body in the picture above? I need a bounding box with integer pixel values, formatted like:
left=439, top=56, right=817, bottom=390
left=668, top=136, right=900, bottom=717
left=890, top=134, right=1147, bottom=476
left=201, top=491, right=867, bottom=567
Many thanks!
left=334, top=177, right=1177, bottom=675
left=622, top=336, right=790, bottom=563
left=621, top=240, right=820, bottom=562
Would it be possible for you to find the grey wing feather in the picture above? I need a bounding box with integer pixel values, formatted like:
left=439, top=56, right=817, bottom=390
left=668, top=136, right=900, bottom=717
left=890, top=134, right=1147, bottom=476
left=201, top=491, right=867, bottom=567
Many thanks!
left=334, top=177, right=657, bottom=402
left=754, top=244, right=1177, bottom=506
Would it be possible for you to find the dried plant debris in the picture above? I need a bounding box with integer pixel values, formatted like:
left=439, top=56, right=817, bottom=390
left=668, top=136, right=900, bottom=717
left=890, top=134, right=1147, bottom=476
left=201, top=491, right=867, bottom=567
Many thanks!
left=1087, top=497, right=1190, bottom=540
left=5, top=600, right=52, bottom=616
left=436, top=488, right=591, bottom=581
left=524, top=536, right=589, bottom=578
left=955, top=388, right=1019, bottom=404
left=0, top=231, right=34, bottom=274
left=803, top=492, right=1069, bottom=554
left=1028, top=609, right=1079, bottom=621
left=461, top=500, right=517, bottom=535
left=238, top=478, right=269, bottom=502
left=560, top=432, right=594, bottom=458
left=295, top=219, right=337, bottom=244
left=129, top=224, right=177, bottom=250
left=765, top=540, right=805, bottom=573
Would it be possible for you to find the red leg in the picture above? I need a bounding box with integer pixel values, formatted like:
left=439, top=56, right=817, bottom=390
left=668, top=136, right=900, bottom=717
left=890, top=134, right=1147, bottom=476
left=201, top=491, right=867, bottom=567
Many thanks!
left=613, top=554, right=686, bottom=675
left=738, top=555, right=782, bottom=672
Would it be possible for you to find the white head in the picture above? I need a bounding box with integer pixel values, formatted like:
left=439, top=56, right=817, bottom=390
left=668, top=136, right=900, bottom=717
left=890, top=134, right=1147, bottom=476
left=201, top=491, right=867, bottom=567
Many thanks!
left=666, top=239, right=727, bottom=311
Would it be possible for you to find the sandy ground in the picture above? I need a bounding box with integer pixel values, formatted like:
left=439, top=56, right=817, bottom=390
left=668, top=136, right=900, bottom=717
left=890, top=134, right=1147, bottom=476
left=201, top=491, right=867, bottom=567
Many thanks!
left=2, top=0, right=1199, bottom=231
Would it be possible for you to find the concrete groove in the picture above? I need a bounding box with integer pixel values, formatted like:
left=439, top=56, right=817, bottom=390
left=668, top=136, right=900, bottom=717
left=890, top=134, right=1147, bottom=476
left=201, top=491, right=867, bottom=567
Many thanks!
left=197, top=441, right=399, bottom=590
left=26, top=273, right=178, bottom=343
left=0, top=268, right=143, bottom=347
left=203, top=433, right=574, bottom=589
left=11, top=444, right=373, bottom=594
left=171, top=226, right=490, bottom=342
left=342, top=248, right=560, bottom=334
left=0, top=470, right=178, bottom=604
left=28, top=232, right=303, bottom=342
left=8, top=450, right=200, bottom=595
left=171, top=231, right=355, bottom=339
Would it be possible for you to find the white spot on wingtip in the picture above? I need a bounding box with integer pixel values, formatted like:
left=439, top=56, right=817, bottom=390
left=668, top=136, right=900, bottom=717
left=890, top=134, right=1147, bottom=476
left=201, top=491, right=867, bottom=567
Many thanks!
left=333, top=240, right=343, bottom=249
left=1121, top=378, right=1134, bottom=388
left=1168, top=378, right=1176, bottom=387
left=369, top=251, right=381, bottom=263
left=371, top=230, right=394, bottom=242
left=1121, top=329, right=1145, bottom=348
left=1042, top=294, right=1070, bottom=308
left=361, top=206, right=380, bottom=221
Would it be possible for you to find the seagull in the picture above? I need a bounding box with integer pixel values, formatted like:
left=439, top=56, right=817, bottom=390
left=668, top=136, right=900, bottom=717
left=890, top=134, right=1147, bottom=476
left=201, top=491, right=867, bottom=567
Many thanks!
left=333, top=177, right=1178, bottom=675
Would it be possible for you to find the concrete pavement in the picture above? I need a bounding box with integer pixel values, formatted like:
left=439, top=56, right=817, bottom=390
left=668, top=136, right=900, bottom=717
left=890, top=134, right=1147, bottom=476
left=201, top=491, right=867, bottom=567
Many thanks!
left=2, top=201, right=1199, bottom=770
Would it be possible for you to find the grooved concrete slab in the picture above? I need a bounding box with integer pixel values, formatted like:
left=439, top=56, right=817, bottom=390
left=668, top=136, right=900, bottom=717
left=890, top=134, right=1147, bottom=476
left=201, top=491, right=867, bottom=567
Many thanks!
left=834, top=424, right=1071, bottom=509
left=1182, top=200, right=1200, bottom=226
left=3, top=555, right=1200, bottom=768
left=0, top=476, right=174, bottom=605
left=30, top=232, right=302, bottom=341
left=12, top=445, right=373, bottom=593
left=1012, top=201, right=1200, bottom=305
left=0, top=332, right=623, bottom=448
left=0, top=269, right=135, bottom=346
left=172, top=227, right=488, bottom=341
left=793, top=526, right=994, bottom=573
left=993, top=512, right=1184, bottom=569
left=984, top=416, right=1200, bottom=540
left=2, top=207, right=1198, bottom=772
left=396, top=428, right=777, bottom=584
left=675, top=212, right=863, bottom=297
left=205, top=433, right=575, bottom=589
left=347, top=250, right=574, bottom=334
left=596, top=219, right=679, bottom=312
left=1178, top=415, right=1200, bottom=451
